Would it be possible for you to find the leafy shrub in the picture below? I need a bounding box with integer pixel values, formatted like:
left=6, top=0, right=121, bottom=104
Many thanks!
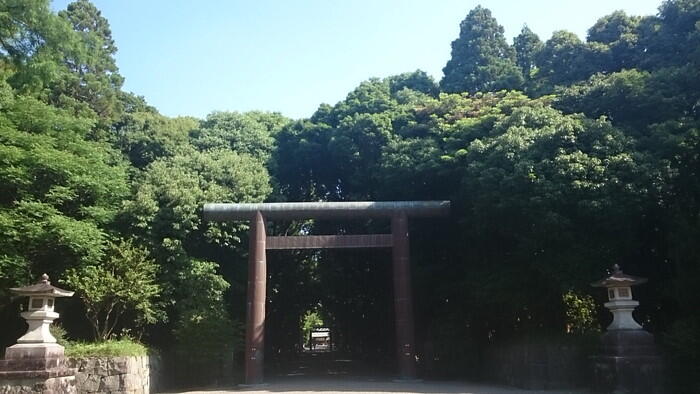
left=563, top=290, right=600, bottom=334
left=63, top=239, right=166, bottom=341
left=50, top=324, right=69, bottom=347
left=65, top=338, right=148, bottom=358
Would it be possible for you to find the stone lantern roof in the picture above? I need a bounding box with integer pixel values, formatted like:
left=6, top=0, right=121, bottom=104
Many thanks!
left=591, top=264, right=647, bottom=288
left=9, top=274, right=74, bottom=297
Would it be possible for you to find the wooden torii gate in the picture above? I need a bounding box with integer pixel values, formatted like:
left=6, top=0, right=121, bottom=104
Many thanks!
left=203, top=201, right=450, bottom=385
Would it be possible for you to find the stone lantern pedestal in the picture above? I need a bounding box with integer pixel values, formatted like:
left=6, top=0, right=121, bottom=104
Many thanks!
left=590, top=265, right=664, bottom=394
left=0, top=274, right=76, bottom=394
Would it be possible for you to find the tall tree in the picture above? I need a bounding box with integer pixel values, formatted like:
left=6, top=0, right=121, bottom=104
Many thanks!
left=0, top=83, right=130, bottom=303
left=513, top=25, right=543, bottom=80
left=587, top=11, right=641, bottom=71
left=637, top=0, right=700, bottom=69
left=1, top=0, right=79, bottom=99
left=57, top=0, right=124, bottom=122
left=0, top=0, right=59, bottom=64
left=536, top=30, right=593, bottom=87
left=440, top=6, right=523, bottom=93
left=587, top=10, right=640, bottom=44
left=190, top=111, right=289, bottom=163
left=387, top=70, right=439, bottom=97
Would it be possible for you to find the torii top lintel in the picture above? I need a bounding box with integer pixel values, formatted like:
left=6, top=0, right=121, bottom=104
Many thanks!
left=203, top=201, right=450, bottom=221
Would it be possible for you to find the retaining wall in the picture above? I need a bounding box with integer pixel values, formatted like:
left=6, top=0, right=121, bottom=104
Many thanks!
left=0, top=376, right=75, bottom=394
left=482, top=341, right=588, bottom=390
left=68, top=355, right=159, bottom=394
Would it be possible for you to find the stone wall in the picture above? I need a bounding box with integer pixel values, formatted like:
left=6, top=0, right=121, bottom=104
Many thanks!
left=0, top=376, right=75, bottom=394
left=68, top=355, right=159, bottom=394
left=482, top=340, right=588, bottom=390
left=0, top=349, right=76, bottom=394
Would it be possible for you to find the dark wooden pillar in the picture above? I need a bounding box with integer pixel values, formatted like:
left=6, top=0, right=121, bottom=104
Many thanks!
left=391, top=211, right=417, bottom=379
left=244, top=211, right=266, bottom=385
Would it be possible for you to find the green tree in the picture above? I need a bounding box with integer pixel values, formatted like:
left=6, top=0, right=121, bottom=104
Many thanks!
left=56, top=0, right=124, bottom=122
left=587, top=10, right=640, bottom=44
left=171, top=258, right=241, bottom=385
left=115, top=111, right=198, bottom=168
left=191, top=111, right=289, bottom=163
left=0, top=0, right=78, bottom=97
left=0, top=0, right=59, bottom=63
left=0, top=85, right=129, bottom=300
left=513, top=25, right=543, bottom=80
left=301, top=310, right=324, bottom=346
left=587, top=11, right=641, bottom=72
left=535, top=30, right=592, bottom=87
left=120, top=147, right=272, bottom=350
left=637, top=0, right=700, bottom=69
left=122, top=149, right=271, bottom=256
left=440, top=6, right=523, bottom=93
left=387, top=70, right=439, bottom=96
left=63, top=239, right=165, bottom=341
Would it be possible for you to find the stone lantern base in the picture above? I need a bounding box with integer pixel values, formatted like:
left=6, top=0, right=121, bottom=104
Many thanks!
left=591, top=330, right=665, bottom=394
left=0, top=344, right=76, bottom=394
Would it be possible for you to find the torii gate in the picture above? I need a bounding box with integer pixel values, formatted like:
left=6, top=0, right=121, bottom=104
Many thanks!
left=203, top=201, right=450, bottom=385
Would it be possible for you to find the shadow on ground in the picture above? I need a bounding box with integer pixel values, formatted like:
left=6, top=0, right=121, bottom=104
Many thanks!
left=162, top=351, right=589, bottom=394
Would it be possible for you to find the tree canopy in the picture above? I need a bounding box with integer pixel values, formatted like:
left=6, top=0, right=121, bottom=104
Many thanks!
left=440, top=6, right=523, bottom=93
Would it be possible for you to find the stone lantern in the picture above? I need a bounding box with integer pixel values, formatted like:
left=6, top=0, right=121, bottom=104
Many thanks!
left=591, top=264, right=646, bottom=331
left=590, top=265, right=664, bottom=394
left=0, top=274, right=76, bottom=394
left=6, top=273, right=74, bottom=358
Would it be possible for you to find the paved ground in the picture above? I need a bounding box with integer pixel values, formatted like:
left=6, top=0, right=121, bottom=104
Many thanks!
left=164, top=377, right=589, bottom=394
left=163, top=352, right=589, bottom=394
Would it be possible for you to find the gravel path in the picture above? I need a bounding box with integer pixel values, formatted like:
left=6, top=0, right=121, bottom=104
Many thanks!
left=163, top=377, right=589, bottom=394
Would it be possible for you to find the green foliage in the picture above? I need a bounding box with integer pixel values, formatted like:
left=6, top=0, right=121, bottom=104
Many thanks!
left=50, top=324, right=69, bottom=347
left=536, top=30, right=593, bottom=88
left=638, top=0, right=700, bottom=69
left=115, top=111, right=197, bottom=168
left=440, top=6, right=523, bottom=93
left=562, top=290, right=600, bottom=334
left=173, top=309, right=241, bottom=359
left=191, top=111, right=289, bottom=162
left=65, top=338, right=149, bottom=358
left=301, top=310, right=324, bottom=343
left=121, top=149, right=271, bottom=256
left=587, top=10, right=641, bottom=44
left=0, top=0, right=71, bottom=71
left=387, top=70, right=439, bottom=97
left=55, top=0, right=124, bottom=123
left=513, top=26, right=543, bottom=80
left=0, top=82, right=128, bottom=300
left=63, top=239, right=165, bottom=341
left=172, top=259, right=241, bottom=370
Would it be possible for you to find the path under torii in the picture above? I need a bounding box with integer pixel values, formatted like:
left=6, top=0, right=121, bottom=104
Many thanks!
left=203, top=201, right=450, bottom=385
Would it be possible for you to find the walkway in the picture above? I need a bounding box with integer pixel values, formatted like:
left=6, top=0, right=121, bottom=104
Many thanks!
left=166, top=377, right=589, bottom=394
left=163, top=352, right=589, bottom=394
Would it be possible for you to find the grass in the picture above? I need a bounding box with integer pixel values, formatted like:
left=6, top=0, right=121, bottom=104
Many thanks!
left=65, top=338, right=149, bottom=358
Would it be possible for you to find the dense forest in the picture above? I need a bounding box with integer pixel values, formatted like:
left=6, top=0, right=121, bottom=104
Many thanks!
left=0, top=0, right=698, bottom=390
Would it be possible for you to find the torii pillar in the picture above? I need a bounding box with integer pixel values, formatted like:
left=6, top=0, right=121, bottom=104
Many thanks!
left=245, top=211, right=267, bottom=385
left=392, top=211, right=417, bottom=379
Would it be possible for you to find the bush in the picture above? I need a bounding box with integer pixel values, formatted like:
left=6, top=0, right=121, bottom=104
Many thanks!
left=65, top=338, right=149, bottom=358
left=167, top=259, right=242, bottom=386
left=50, top=324, right=69, bottom=347
left=63, top=239, right=166, bottom=341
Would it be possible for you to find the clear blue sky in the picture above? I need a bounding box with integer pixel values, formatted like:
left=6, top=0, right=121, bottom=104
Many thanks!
left=52, top=0, right=662, bottom=120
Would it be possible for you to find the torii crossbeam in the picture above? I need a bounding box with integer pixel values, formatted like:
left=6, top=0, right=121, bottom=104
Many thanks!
left=203, top=201, right=450, bottom=384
